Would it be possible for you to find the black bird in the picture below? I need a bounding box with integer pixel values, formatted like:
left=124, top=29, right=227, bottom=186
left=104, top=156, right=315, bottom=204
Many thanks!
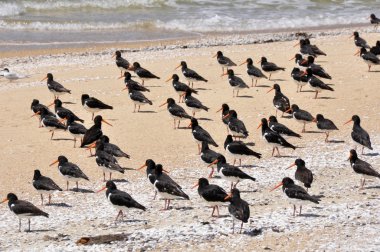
left=240, top=58, right=267, bottom=87
left=291, top=67, right=308, bottom=92
left=200, top=142, right=223, bottom=178
left=285, top=104, right=314, bottom=133
left=286, top=159, right=313, bottom=190
left=304, top=39, right=327, bottom=56
left=52, top=99, right=84, bottom=123
left=370, top=41, right=380, bottom=55
left=303, top=56, right=332, bottom=79
left=112, top=50, right=130, bottom=77
left=190, top=117, right=218, bottom=154
left=267, top=83, right=291, bottom=117
left=90, top=135, right=130, bottom=160
left=295, top=39, right=316, bottom=57
left=351, top=31, right=370, bottom=54
left=33, top=107, right=67, bottom=140
left=344, top=115, right=372, bottom=154
left=348, top=149, right=380, bottom=189
left=50, top=155, right=89, bottom=191
left=95, top=142, right=125, bottom=181
left=66, top=115, right=87, bottom=148
left=271, top=177, right=320, bottom=216
left=153, top=164, right=189, bottom=210
left=225, top=188, right=250, bottom=234
left=290, top=54, right=308, bottom=69
left=30, top=99, right=55, bottom=127
left=208, top=155, right=256, bottom=190
left=356, top=47, right=380, bottom=72
left=223, top=110, right=249, bottom=139
left=268, top=116, right=301, bottom=138
left=97, top=180, right=145, bottom=221
left=41, top=73, right=71, bottom=100
left=1, top=193, right=49, bottom=232
left=176, top=61, right=208, bottom=88
left=214, top=51, right=237, bottom=74
left=370, top=14, right=380, bottom=28
left=222, top=69, right=249, bottom=97
left=260, top=57, right=285, bottom=80
left=32, top=169, right=62, bottom=205
left=120, top=72, right=150, bottom=92
left=166, top=74, right=197, bottom=103
left=224, top=135, right=261, bottom=166
left=216, top=103, right=230, bottom=131
left=80, top=115, right=112, bottom=148
left=301, top=68, right=334, bottom=99
left=194, top=177, right=229, bottom=217
left=314, top=114, right=338, bottom=142
left=81, top=94, right=113, bottom=120
left=129, top=62, right=160, bottom=86
left=258, top=118, right=296, bottom=157
left=159, top=98, right=191, bottom=129
left=183, top=88, right=208, bottom=117
left=125, top=87, right=153, bottom=113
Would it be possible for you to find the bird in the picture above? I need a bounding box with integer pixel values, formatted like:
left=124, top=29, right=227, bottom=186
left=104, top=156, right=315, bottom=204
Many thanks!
left=223, top=110, right=249, bottom=139
left=0, top=68, right=30, bottom=81
left=370, top=41, right=380, bottom=55
left=222, top=69, right=249, bottom=97
left=30, top=99, right=55, bottom=127
left=259, top=57, right=285, bottom=80
left=66, top=115, right=87, bottom=147
left=208, top=155, right=256, bottom=190
left=225, top=188, right=250, bottom=234
left=224, top=135, right=261, bottom=166
left=314, top=114, right=338, bottom=142
left=120, top=72, right=150, bottom=92
left=52, top=99, right=84, bottom=123
left=176, top=61, right=208, bottom=88
left=200, top=142, right=223, bottom=178
left=81, top=94, right=113, bottom=120
left=304, top=39, right=327, bottom=56
left=194, top=177, right=229, bottom=217
left=32, top=107, right=67, bottom=140
left=258, top=118, right=296, bottom=157
left=129, top=62, right=160, bottom=86
left=95, top=142, right=126, bottom=181
left=301, top=68, right=334, bottom=99
left=88, top=135, right=130, bottom=160
left=286, top=159, right=313, bottom=190
left=302, top=56, right=332, bottom=79
left=125, top=87, right=153, bottom=113
left=1, top=193, right=49, bottom=232
left=159, top=98, right=192, bottom=129
left=290, top=54, right=308, bottom=69
left=344, top=115, right=372, bottom=154
left=183, top=88, right=208, bottom=117
left=216, top=103, right=231, bottom=132
left=80, top=115, right=112, bottom=148
left=166, top=74, right=197, bottom=103
left=153, top=164, right=189, bottom=210
left=97, top=180, right=145, bottom=221
left=285, top=104, right=314, bottom=133
left=213, top=51, right=237, bottom=74
left=268, top=116, right=301, bottom=138
left=270, top=177, right=320, bottom=216
left=112, top=50, right=130, bottom=77
left=189, top=117, right=218, bottom=154
left=370, top=14, right=380, bottom=29
left=351, top=31, right=370, bottom=54
left=267, top=83, right=291, bottom=117
left=348, top=149, right=380, bottom=189
left=356, top=47, right=380, bottom=72
left=239, top=58, right=267, bottom=87
left=50, top=155, right=89, bottom=191
left=32, top=169, right=62, bottom=205
left=294, top=39, right=316, bottom=57
left=290, top=67, right=308, bottom=93
left=41, top=73, right=71, bottom=100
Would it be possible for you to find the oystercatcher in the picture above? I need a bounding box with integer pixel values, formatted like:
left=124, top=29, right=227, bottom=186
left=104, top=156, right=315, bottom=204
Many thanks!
left=200, top=142, right=223, bottom=178
left=189, top=117, right=218, bottom=154
left=351, top=31, right=370, bottom=55
left=268, top=116, right=301, bottom=138
left=120, top=72, right=150, bottom=92
left=112, top=50, right=130, bottom=77
left=259, top=57, right=285, bottom=80
left=286, top=159, right=313, bottom=191
left=88, top=135, right=130, bottom=160
left=80, top=115, right=112, bottom=148
left=314, top=114, right=339, bottom=142
left=303, top=56, right=332, bottom=79
left=301, top=68, right=334, bottom=99
left=267, top=83, right=291, bottom=117
left=222, top=69, right=249, bottom=97
left=285, top=104, right=314, bottom=133
left=81, top=94, right=113, bottom=120
left=32, top=169, right=62, bottom=205
left=223, top=110, right=249, bottom=139
left=129, top=62, right=160, bottom=86
left=52, top=99, right=84, bottom=123
left=176, top=61, right=208, bottom=88
left=33, top=107, right=67, bottom=140
left=291, top=67, right=308, bottom=92
left=348, top=149, right=380, bottom=189
left=225, top=188, right=250, bottom=234
left=183, top=88, right=208, bottom=117
left=356, top=47, right=380, bottom=72
left=214, top=51, right=237, bottom=74
left=125, top=87, right=153, bottom=113
left=370, top=41, right=380, bottom=55
left=41, top=73, right=71, bottom=100
left=30, top=99, right=55, bottom=127
left=166, top=74, right=197, bottom=103
left=95, top=142, right=125, bottom=181
left=239, top=58, right=267, bottom=87
left=216, top=103, right=230, bottom=132
left=370, top=14, right=380, bottom=29
left=344, top=115, right=372, bottom=154
left=160, top=98, right=192, bottom=129
left=224, top=135, right=261, bottom=166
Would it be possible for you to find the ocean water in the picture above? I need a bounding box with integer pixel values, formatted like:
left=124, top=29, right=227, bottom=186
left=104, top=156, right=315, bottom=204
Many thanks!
left=0, top=0, right=379, bottom=51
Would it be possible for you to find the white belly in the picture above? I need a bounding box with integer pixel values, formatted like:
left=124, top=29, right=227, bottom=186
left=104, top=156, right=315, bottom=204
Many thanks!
left=84, top=104, right=101, bottom=113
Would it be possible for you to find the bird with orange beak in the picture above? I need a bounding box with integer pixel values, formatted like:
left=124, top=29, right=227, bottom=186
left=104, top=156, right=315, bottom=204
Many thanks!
left=159, top=98, right=192, bottom=129
left=166, top=74, right=197, bottom=103
left=344, top=115, right=372, bottom=154
left=213, top=51, right=237, bottom=74
left=225, top=188, right=250, bottom=234
left=284, top=104, right=314, bottom=133
left=41, top=73, right=71, bottom=100
left=348, top=149, right=380, bottom=190
left=267, top=83, right=291, bottom=117
left=175, top=61, right=207, bottom=88
left=221, top=69, right=249, bottom=97
left=112, top=50, right=130, bottom=77
left=286, top=159, right=313, bottom=191
left=239, top=58, right=267, bottom=87
left=80, top=115, right=112, bottom=148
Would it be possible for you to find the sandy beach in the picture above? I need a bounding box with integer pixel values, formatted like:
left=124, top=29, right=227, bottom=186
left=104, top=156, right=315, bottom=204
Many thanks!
left=0, top=30, right=379, bottom=251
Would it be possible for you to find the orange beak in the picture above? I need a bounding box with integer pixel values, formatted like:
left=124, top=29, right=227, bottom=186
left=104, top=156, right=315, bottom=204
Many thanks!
left=117, top=75, right=124, bottom=79
left=136, top=164, right=147, bottom=171
left=31, top=111, right=41, bottom=117
left=188, top=122, right=192, bottom=128
left=159, top=101, right=168, bottom=107
left=257, top=59, right=261, bottom=64
left=349, top=34, right=354, bottom=39
left=212, top=53, right=217, bottom=58
left=49, top=159, right=59, bottom=166
left=286, top=163, right=296, bottom=170
left=121, top=87, right=128, bottom=91
left=175, top=64, right=182, bottom=70
left=222, top=113, right=231, bottom=120
left=301, top=59, right=308, bottom=65
left=207, top=159, right=218, bottom=168
left=224, top=193, right=232, bottom=200
left=102, top=119, right=112, bottom=126
left=216, top=107, right=223, bottom=113
left=312, top=118, right=317, bottom=123
left=48, top=101, right=55, bottom=108
left=239, top=61, right=247, bottom=66
left=284, top=108, right=292, bottom=113
left=86, top=142, right=97, bottom=150
left=162, top=169, right=170, bottom=174
left=41, top=76, right=48, bottom=82
left=165, top=76, right=173, bottom=82
left=289, top=56, right=296, bottom=61
left=293, top=42, right=300, bottom=48
left=266, top=87, right=275, bottom=93
left=354, top=49, right=360, bottom=56
left=191, top=182, right=199, bottom=189
left=257, top=122, right=263, bottom=129
left=300, top=71, right=307, bottom=77
left=270, top=182, right=283, bottom=192
left=96, top=186, right=107, bottom=193
left=343, top=119, right=353, bottom=126
left=220, top=72, right=228, bottom=77
left=111, top=53, right=116, bottom=58
left=1, top=198, right=8, bottom=203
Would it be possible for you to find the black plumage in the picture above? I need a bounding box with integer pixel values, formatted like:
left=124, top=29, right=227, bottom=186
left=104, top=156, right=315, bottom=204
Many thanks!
left=177, top=61, right=208, bottom=88
left=32, top=169, right=62, bottom=205
left=224, top=110, right=249, bottom=138
left=42, top=73, right=71, bottom=99
left=344, top=115, right=372, bottom=154
left=304, top=39, right=327, bottom=56
left=81, top=115, right=111, bottom=147
left=224, top=135, right=261, bottom=166
left=302, top=68, right=334, bottom=99
left=260, top=57, right=285, bottom=80
left=67, top=115, right=87, bottom=147
left=95, top=142, right=125, bottom=181
left=30, top=99, right=55, bottom=127
left=287, top=159, right=313, bottom=189
left=267, top=83, right=291, bottom=117
left=166, top=74, right=197, bottom=103
left=184, top=88, right=208, bottom=117
left=130, top=62, right=160, bottom=85
left=291, top=67, right=308, bottom=92
left=226, top=188, right=250, bottom=234
left=35, top=107, right=67, bottom=139
left=370, top=41, right=380, bottom=55
left=358, top=47, right=380, bottom=72
left=190, top=117, right=218, bottom=154
left=81, top=94, right=113, bottom=120
left=54, top=99, right=84, bottom=123
left=268, top=116, right=301, bottom=138
left=304, top=56, right=332, bottom=79
left=288, top=104, right=314, bottom=133
left=197, top=177, right=228, bottom=217
left=223, top=69, right=249, bottom=97
left=217, top=103, right=230, bottom=127
left=121, top=72, right=150, bottom=92
left=297, top=39, right=316, bottom=57
left=241, top=58, right=267, bottom=87
left=370, top=13, right=380, bottom=27
left=160, top=98, right=191, bottom=129
left=349, top=149, right=380, bottom=189
left=96, top=135, right=130, bottom=160
left=214, top=51, right=237, bottom=74
left=113, top=50, right=130, bottom=77
left=351, top=31, right=370, bottom=49
left=314, top=114, right=338, bottom=142
left=127, top=88, right=153, bottom=112
left=200, top=142, right=223, bottom=178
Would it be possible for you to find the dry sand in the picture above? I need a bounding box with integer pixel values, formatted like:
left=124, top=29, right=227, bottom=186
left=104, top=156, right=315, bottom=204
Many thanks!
left=0, top=31, right=379, bottom=251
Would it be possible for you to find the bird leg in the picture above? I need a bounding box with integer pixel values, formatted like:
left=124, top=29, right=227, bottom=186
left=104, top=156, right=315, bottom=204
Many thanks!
left=275, top=109, right=278, bottom=118
left=50, top=131, right=54, bottom=140
left=19, top=219, right=21, bottom=232
left=255, top=79, right=258, bottom=87
left=271, top=147, right=275, bottom=157
left=73, top=138, right=76, bottom=148
left=251, top=79, right=254, bottom=87
left=269, top=74, right=272, bottom=80
left=233, top=158, right=236, bottom=165
left=177, top=120, right=180, bottom=129
left=192, top=111, right=195, bottom=117
left=361, top=178, right=366, bottom=190
left=239, top=221, right=244, bottom=234
left=153, top=191, right=157, bottom=200
left=216, top=206, right=220, bottom=217
left=276, top=147, right=281, bottom=157
left=40, top=194, right=44, bottom=206
left=142, top=80, right=145, bottom=86
left=109, top=173, right=112, bottom=181
left=232, top=90, right=235, bottom=98
left=368, top=65, right=371, bottom=72
left=76, top=181, right=79, bottom=191
left=234, top=181, right=240, bottom=189
left=103, top=172, right=106, bottom=182
left=28, top=219, right=31, bottom=232
left=133, top=104, right=136, bottom=113
left=302, top=122, right=306, bottom=133
left=211, top=206, right=216, bottom=217
left=48, top=194, right=51, bottom=205
left=138, top=105, right=141, bottom=112
left=208, top=167, right=215, bottom=178
left=232, top=218, right=235, bottom=234
left=314, top=91, right=319, bottom=99
left=197, top=143, right=201, bottom=155
left=115, top=210, right=122, bottom=221
left=92, top=113, right=94, bottom=120
left=66, top=181, right=69, bottom=191
left=300, top=86, right=303, bottom=92
left=167, top=199, right=171, bottom=210
left=299, top=205, right=302, bottom=216
left=239, top=159, right=242, bottom=167
left=236, top=90, right=239, bottom=97
left=325, top=132, right=330, bottom=142
left=230, top=182, right=234, bottom=191
left=293, top=204, right=296, bottom=216
left=361, top=146, right=365, bottom=155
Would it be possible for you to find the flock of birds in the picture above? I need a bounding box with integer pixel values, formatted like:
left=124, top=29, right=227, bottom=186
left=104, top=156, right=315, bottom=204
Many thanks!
left=1, top=21, right=380, bottom=235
